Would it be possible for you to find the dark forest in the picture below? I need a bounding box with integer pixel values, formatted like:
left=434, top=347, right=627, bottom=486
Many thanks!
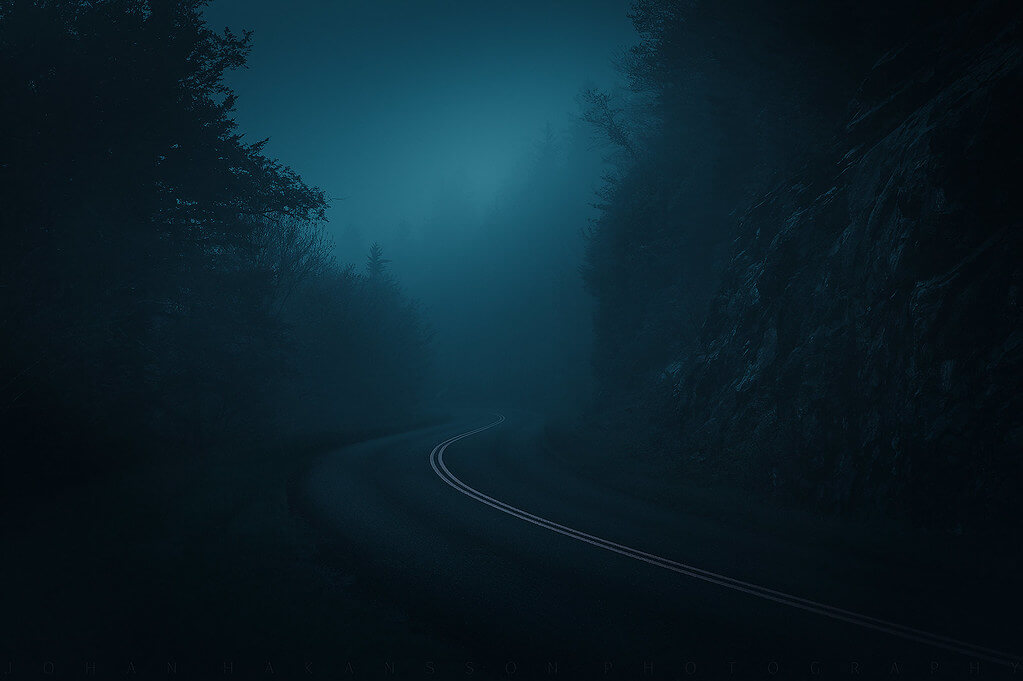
left=1, top=0, right=1021, bottom=678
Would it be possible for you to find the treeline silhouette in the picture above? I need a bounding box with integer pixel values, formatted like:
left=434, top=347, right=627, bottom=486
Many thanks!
left=0, top=0, right=430, bottom=497
left=582, top=0, right=971, bottom=404
left=579, top=0, right=1022, bottom=530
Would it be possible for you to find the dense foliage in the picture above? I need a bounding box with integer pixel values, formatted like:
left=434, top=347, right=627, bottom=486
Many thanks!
left=581, top=0, right=1022, bottom=530
left=0, top=0, right=430, bottom=494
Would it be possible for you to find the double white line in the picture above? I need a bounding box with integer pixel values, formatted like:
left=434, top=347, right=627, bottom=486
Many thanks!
left=429, top=414, right=1022, bottom=668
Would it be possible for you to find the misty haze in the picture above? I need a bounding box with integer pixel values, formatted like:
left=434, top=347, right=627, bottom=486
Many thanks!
left=1, top=0, right=1021, bottom=678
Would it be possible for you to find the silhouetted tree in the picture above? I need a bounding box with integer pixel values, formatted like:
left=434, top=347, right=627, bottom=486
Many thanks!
left=0, top=0, right=431, bottom=494
left=366, top=243, right=391, bottom=279
left=578, top=88, right=634, bottom=158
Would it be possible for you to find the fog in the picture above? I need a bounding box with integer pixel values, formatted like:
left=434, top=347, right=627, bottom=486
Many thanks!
left=203, top=0, right=634, bottom=410
left=4, top=0, right=1019, bottom=666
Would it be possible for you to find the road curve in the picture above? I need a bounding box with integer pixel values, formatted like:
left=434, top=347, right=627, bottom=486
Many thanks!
left=429, top=413, right=1021, bottom=669
left=305, top=409, right=1022, bottom=676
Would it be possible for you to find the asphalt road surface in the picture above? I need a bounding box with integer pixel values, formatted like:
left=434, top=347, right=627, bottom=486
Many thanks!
left=304, top=410, right=1022, bottom=679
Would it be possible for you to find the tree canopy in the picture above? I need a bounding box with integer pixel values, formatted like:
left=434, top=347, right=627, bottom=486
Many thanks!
left=0, top=0, right=430, bottom=491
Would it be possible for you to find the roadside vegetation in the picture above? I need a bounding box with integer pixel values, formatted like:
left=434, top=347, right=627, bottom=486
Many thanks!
left=0, top=0, right=431, bottom=499
left=0, top=0, right=434, bottom=663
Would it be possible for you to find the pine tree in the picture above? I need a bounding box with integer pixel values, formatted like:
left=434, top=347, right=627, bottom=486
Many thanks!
left=366, top=243, right=391, bottom=278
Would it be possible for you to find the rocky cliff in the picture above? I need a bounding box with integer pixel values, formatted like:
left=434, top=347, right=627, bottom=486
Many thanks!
left=670, top=4, right=1022, bottom=531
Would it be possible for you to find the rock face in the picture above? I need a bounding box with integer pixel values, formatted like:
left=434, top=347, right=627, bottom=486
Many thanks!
left=671, top=5, right=1022, bottom=530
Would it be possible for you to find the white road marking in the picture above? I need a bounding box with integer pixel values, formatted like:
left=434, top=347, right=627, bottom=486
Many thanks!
left=429, top=413, right=1022, bottom=668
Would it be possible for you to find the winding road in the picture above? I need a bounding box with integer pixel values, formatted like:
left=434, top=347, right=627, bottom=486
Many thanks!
left=304, top=410, right=1021, bottom=677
